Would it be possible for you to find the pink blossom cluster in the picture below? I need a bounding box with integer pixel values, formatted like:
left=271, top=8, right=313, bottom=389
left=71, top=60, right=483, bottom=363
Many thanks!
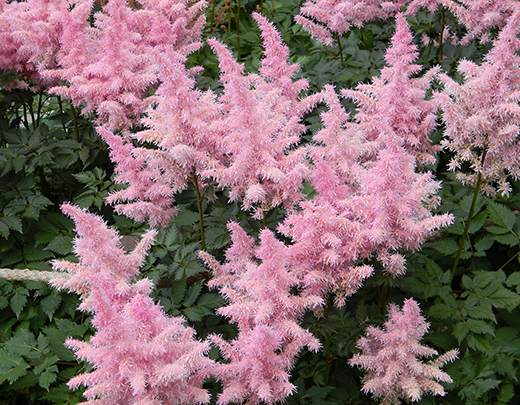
left=436, top=10, right=520, bottom=195
left=201, top=224, right=321, bottom=404
left=0, top=0, right=66, bottom=89
left=295, top=0, right=439, bottom=46
left=350, top=299, right=458, bottom=404
left=205, top=13, right=319, bottom=218
left=0, top=0, right=206, bottom=127
left=295, top=0, right=518, bottom=46
left=279, top=14, right=452, bottom=304
left=0, top=1, right=485, bottom=404
left=52, top=204, right=213, bottom=404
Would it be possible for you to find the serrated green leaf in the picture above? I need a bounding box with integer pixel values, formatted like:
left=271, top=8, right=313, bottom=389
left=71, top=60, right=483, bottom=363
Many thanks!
left=45, top=234, right=73, bottom=255
left=498, top=383, right=515, bottom=402
left=182, top=306, right=207, bottom=322
left=466, top=333, right=493, bottom=352
left=0, top=215, right=22, bottom=233
left=183, top=281, right=203, bottom=307
left=493, top=233, right=519, bottom=246
left=464, top=305, right=496, bottom=322
left=487, top=201, right=517, bottom=231
left=174, top=209, right=200, bottom=227
left=11, top=288, right=29, bottom=318
left=486, top=288, right=520, bottom=310
left=170, top=280, right=187, bottom=306
left=40, top=292, right=62, bottom=321
left=197, top=293, right=225, bottom=310
left=474, top=378, right=501, bottom=391
left=0, top=350, right=30, bottom=384
left=453, top=322, right=469, bottom=342
left=474, top=234, right=494, bottom=252
left=466, top=319, right=494, bottom=335
left=506, top=272, right=520, bottom=287
left=486, top=225, right=510, bottom=234
left=431, top=238, right=459, bottom=255
left=39, top=370, right=57, bottom=390
left=0, top=221, right=9, bottom=238
left=162, top=225, right=179, bottom=248
left=428, top=303, right=458, bottom=320
left=468, top=211, right=488, bottom=234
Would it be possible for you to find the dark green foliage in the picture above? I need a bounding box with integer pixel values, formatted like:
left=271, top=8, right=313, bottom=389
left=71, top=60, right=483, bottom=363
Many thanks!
left=1, top=2, right=520, bottom=405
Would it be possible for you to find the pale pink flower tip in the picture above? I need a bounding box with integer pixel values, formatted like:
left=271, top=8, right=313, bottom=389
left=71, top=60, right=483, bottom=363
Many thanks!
left=350, top=298, right=458, bottom=404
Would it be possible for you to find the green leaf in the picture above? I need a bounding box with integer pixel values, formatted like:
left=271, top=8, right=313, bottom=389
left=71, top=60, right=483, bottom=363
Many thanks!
left=0, top=215, right=22, bottom=233
left=182, top=306, right=207, bottom=322
left=506, top=272, right=520, bottom=291
left=41, top=292, right=62, bottom=321
left=162, top=225, right=180, bottom=248
left=487, top=201, right=517, bottom=231
left=39, top=370, right=57, bottom=391
left=474, top=234, right=494, bottom=252
left=486, top=288, right=520, bottom=311
left=170, top=280, right=187, bottom=306
left=473, top=378, right=501, bottom=391
left=428, top=303, right=458, bottom=320
left=174, top=209, right=200, bottom=227
left=11, top=287, right=29, bottom=318
left=466, top=319, right=494, bottom=335
left=0, top=221, right=9, bottom=238
left=464, top=305, right=496, bottom=322
left=453, top=322, right=470, bottom=342
left=466, top=334, right=493, bottom=352
left=468, top=211, right=488, bottom=234
left=197, top=293, right=225, bottom=311
left=431, top=238, right=459, bottom=255
left=0, top=350, right=29, bottom=384
left=183, top=281, right=203, bottom=307
left=45, top=234, right=73, bottom=255
left=493, top=233, right=519, bottom=246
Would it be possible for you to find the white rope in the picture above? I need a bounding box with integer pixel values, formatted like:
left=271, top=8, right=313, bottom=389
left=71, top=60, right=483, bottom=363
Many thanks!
left=0, top=268, right=71, bottom=282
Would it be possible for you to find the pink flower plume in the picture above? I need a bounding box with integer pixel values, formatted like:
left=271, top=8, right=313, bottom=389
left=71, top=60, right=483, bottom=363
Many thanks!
left=350, top=298, right=458, bottom=404
left=51, top=204, right=213, bottom=404
left=201, top=223, right=321, bottom=404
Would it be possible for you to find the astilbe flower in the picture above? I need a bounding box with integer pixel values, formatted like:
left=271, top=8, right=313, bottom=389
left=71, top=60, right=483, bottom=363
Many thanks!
left=205, top=13, right=319, bottom=219
left=98, top=43, right=222, bottom=227
left=280, top=14, right=453, bottom=305
left=51, top=204, right=213, bottom=404
left=295, top=0, right=440, bottom=45
left=43, top=0, right=207, bottom=129
left=200, top=223, right=321, bottom=405
left=350, top=298, right=458, bottom=404
left=436, top=9, right=520, bottom=196
left=439, top=0, right=520, bottom=44
left=97, top=126, right=179, bottom=227
left=0, top=0, right=67, bottom=88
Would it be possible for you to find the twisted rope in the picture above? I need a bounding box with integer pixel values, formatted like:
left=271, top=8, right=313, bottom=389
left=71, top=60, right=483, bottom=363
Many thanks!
left=0, top=268, right=71, bottom=282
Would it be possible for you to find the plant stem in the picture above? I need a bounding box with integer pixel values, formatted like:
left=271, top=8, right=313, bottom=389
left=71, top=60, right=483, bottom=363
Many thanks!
left=70, top=103, right=80, bottom=142
left=35, top=91, right=43, bottom=129
left=450, top=152, right=487, bottom=284
left=191, top=169, right=206, bottom=250
left=336, top=33, right=344, bottom=64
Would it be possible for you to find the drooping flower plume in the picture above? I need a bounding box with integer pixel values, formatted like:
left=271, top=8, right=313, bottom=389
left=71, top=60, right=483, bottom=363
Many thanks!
left=51, top=204, right=213, bottom=404
left=350, top=298, right=458, bottom=404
